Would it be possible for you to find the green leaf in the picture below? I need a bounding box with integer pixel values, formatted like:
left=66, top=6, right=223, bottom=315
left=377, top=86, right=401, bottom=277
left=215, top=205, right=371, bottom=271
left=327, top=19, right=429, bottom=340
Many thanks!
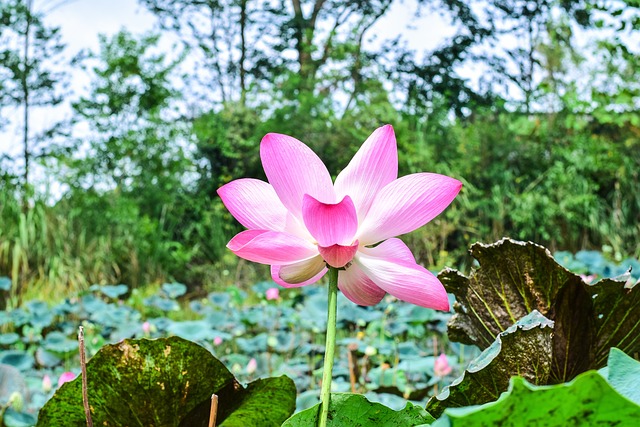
left=91, top=284, right=128, bottom=299
left=0, top=277, right=11, bottom=291
left=427, top=311, right=553, bottom=417
left=603, top=348, right=640, bottom=405
left=37, top=336, right=296, bottom=426
left=162, top=282, right=187, bottom=299
left=438, top=372, right=640, bottom=426
left=3, top=408, right=37, bottom=427
left=441, top=238, right=640, bottom=381
left=282, top=393, right=435, bottom=427
left=0, top=364, right=28, bottom=403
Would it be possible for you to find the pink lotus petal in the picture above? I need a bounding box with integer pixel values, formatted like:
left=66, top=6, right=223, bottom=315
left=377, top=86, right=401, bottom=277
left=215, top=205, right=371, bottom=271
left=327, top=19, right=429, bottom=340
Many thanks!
left=359, top=238, right=415, bottom=263
left=357, top=173, right=462, bottom=245
left=271, top=257, right=327, bottom=287
left=334, top=125, right=398, bottom=220
left=228, top=230, right=318, bottom=264
left=217, top=178, right=289, bottom=231
left=338, top=263, right=386, bottom=306
left=260, top=133, right=335, bottom=219
left=318, top=241, right=359, bottom=268
left=355, top=253, right=449, bottom=311
left=302, top=195, right=358, bottom=246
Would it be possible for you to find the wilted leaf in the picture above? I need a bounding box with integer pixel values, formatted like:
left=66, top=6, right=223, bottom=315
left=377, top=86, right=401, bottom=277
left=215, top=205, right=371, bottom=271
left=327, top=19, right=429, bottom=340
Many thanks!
left=437, top=372, right=640, bottom=426
left=37, top=336, right=296, bottom=426
left=442, top=238, right=640, bottom=381
left=282, top=393, right=434, bottom=427
left=427, top=311, right=553, bottom=417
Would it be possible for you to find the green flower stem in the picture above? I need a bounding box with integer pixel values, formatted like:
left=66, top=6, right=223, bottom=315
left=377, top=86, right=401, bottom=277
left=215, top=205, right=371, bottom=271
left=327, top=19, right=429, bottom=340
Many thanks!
left=319, top=267, right=339, bottom=427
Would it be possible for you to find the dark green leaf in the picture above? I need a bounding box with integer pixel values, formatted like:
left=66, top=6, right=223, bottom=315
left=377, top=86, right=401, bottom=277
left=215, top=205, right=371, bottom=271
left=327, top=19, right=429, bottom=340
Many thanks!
left=37, top=336, right=296, bottom=426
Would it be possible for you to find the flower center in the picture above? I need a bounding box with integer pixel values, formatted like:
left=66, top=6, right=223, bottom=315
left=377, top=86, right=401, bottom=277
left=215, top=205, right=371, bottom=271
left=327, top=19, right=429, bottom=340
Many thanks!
left=318, top=240, right=359, bottom=268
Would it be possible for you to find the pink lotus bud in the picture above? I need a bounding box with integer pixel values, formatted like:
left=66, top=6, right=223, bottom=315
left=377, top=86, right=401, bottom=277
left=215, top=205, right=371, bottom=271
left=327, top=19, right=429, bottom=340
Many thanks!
left=214, top=336, right=223, bottom=346
left=42, top=374, right=52, bottom=393
left=58, top=371, right=76, bottom=387
left=434, top=353, right=452, bottom=377
left=246, top=358, right=257, bottom=375
left=142, top=321, right=151, bottom=334
left=265, top=287, right=280, bottom=300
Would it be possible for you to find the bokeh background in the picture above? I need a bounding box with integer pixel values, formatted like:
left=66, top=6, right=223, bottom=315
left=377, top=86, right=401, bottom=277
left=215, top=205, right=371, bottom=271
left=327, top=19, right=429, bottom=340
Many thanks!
left=1, top=0, right=639, bottom=303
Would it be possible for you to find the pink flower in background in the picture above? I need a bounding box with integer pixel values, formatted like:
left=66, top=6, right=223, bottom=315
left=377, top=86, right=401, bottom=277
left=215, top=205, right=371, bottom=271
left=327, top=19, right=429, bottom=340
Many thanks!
left=246, top=358, right=258, bottom=375
left=218, top=125, right=462, bottom=310
left=58, top=371, right=76, bottom=387
left=434, top=353, right=452, bottom=377
left=142, top=321, right=151, bottom=334
left=265, top=287, right=280, bottom=300
left=213, top=336, right=223, bottom=346
left=579, top=274, right=597, bottom=284
left=42, top=375, right=52, bottom=393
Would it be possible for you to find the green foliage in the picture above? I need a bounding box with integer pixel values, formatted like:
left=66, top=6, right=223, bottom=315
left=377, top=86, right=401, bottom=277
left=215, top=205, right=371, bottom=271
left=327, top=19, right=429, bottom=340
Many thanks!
left=283, top=393, right=434, bottom=427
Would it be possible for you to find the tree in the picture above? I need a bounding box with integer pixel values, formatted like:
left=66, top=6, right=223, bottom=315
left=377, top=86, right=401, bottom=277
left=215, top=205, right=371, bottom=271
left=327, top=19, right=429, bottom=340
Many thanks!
left=0, top=0, right=67, bottom=201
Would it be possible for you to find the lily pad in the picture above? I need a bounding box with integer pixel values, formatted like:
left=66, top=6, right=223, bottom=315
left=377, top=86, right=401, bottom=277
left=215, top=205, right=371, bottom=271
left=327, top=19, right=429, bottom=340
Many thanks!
left=3, top=408, right=37, bottom=427
left=437, top=372, right=640, bottom=426
left=426, top=311, right=554, bottom=417
left=42, top=331, right=77, bottom=354
left=0, top=333, right=20, bottom=345
left=37, top=336, right=296, bottom=426
left=93, top=284, right=129, bottom=299
left=0, top=363, right=28, bottom=402
left=0, top=351, right=33, bottom=371
left=0, top=276, right=11, bottom=291
left=282, top=393, right=434, bottom=426
left=162, top=282, right=187, bottom=298
left=441, top=238, right=640, bottom=381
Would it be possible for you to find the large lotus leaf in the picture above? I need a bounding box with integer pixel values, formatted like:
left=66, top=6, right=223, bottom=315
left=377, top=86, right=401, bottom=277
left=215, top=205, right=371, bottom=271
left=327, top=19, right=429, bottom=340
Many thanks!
left=441, top=238, right=640, bottom=381
left=602, top=347, right=640, bottom=405
left=3, top=408, right=37, bottom=427
left=426, top=311, right=553, bottom=418
left=282, top=393, right=434, bottom=427
left=37, top=336, right=296, bottom=426
left=0, top=363, right=28, bottom=402
left=435, top=372, right=640, bottom=426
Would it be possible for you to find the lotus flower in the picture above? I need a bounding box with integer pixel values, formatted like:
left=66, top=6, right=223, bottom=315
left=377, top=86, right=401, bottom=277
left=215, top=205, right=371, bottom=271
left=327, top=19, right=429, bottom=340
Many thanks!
left=434, top=353, right=452, bottom=377
left=42, top=374, right=52, bottom=393
left=265, top=287, right=280, bottom=300
left=58, top=371, right=76, bottom=387
left=218, top=125, right=461, bottom=310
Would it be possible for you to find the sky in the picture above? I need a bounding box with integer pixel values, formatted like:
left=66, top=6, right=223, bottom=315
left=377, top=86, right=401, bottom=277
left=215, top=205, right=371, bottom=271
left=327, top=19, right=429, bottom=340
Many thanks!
left=0, top=0, right=454, bottom=157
